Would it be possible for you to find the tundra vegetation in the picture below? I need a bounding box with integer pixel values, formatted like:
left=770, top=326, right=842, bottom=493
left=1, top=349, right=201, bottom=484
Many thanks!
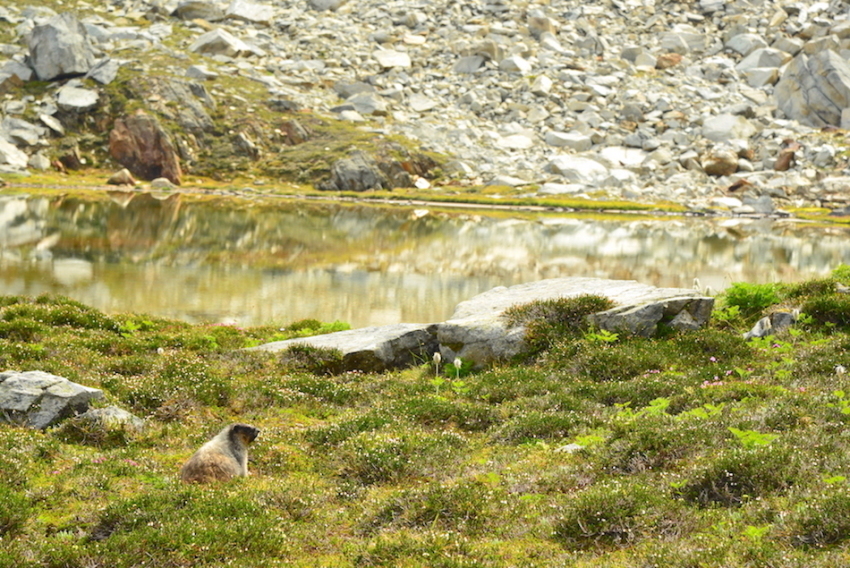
left=5, top=270, right=850, bottom=567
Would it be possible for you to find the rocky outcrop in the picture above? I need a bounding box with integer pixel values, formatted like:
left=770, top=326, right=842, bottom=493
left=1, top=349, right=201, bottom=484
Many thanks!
left=0, top=370, right=103, bottom=429
left=319, top=152, right=398, bottom=192
left=438, top=278, right=713, bottom=367
left=250, top=278, right=714, bottom=372
left=109, top=110, right=183, bottom=185
left=775, top=51, right=850, bottom=128
left=249, top=323, right=438, bottom=373
left=26, top=13, right=97, bottom=81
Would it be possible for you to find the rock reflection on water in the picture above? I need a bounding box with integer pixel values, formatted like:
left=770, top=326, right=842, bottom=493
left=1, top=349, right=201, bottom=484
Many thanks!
left=0, top=193, right=847, bottom=328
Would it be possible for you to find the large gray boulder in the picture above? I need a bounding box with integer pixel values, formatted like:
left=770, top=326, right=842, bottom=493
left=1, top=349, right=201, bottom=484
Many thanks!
left=436, top=278, right=714, bottom=368
left=249, top=323, right=438, bottom=373
left=775, top=50, right=850, bottom=127
left=0, top=370, right=103, bottom=429
left=27, top=13, right=98, bottom=81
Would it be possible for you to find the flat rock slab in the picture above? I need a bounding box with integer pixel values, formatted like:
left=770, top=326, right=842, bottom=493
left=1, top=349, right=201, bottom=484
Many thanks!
left=249, top=323, right=438, bottom=373
left=0, top=370, right=103, bottom=429
left=249, top=278, right=713, bottom=373
left=437, top=278, right=714, bottom=367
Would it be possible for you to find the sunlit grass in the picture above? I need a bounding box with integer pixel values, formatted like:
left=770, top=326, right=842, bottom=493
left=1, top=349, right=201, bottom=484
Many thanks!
left=5, top=272, right=850, bottom=566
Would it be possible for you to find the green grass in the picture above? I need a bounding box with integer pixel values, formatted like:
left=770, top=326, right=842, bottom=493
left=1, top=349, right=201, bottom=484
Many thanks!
left=6, top=271, right=850, bottom=566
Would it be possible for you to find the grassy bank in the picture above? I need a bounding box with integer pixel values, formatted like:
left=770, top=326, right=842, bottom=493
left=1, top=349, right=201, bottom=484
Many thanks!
left=4, top=272, right=850, bottom=566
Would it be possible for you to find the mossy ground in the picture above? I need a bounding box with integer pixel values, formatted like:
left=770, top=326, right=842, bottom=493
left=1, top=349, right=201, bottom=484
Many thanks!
left=4, top=274, right=850, bottom=566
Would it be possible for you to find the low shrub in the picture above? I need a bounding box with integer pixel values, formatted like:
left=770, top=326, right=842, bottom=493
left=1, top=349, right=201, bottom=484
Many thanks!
left=53, top=414, right=141, bottom=449
left=491, top=410, right=584, bottom=444
left=599, top=413, right=722, bottom=474
left=278, top=344, right=344, bottom=375
left=722, top=282, right=782, bottom=321
left=671, top=329, right=754, bottom=365
left=786, top=277, right=839, bottom=299
left=0, top=485, right=30, bottom=537
left=0, top=318, right=46, bottom=342
left=568, top=338, right=672, bottom=382
left=355, top=530, right=486, bottom=568
left=391, top=395, right=498, bottom=432
left=337, top=429, right=467, bottom=485
left=504, top=295, right=615, bottom=357
left=786, top=486, right=850, bottom=547
left=802, top=294, right=850, bottom=331
left=119, top=353, right=233, bottom=414
left=305, top=411, right=395, bottom=447
left=2, top=295, right=118, bottom=331
left=364, top=479, right=499, bottom=534
left=90, top=486, right=287, bottom=565
left=833, top=263, right=850, bottom=284
left=676, top=445, right=801, bottom=507
left=467, top=367, right=566, bottom=404
left=283, top=374, right=360, bottom=405
left=553, top=481, right=686, bottom=550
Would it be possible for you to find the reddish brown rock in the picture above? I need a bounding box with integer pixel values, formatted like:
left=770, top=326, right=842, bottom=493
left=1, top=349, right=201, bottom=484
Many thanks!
left=656, top=52, right=683, bottom=69
left=701, top=147, right=738, bottom=176
left=109, top=110, right=182, bottom=185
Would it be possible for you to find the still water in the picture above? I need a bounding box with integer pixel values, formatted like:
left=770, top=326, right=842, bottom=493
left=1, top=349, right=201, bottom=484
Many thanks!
left=0, top=192, right=848, bottom=328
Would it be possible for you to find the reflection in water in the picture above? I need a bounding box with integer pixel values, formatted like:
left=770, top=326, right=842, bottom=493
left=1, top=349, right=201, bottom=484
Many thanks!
left=0, top=193, right=848, bottom=328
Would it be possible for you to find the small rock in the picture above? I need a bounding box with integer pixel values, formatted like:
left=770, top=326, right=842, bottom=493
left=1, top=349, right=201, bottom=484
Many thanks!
left=454, top=55, right=485, bottom=74
left=172, top=1, right=225, bottom=21
left=546, top=155, right=609, bottom=185
left=701, top=114, right=757, bottom=142
left=656, top=53, right=683, bottom=69
left=186, top=64, right=218, bottom=80
left=107, top=168, right=137, bottom=186
left=225, top=0, right=275, bottom=24
left=150, top=177, right=177, bottom=189
left=56, top=85, right=99, bottom=112
left=499, top=56, right=532, bottom=74
left=373, top=50, right=411, bottom=69
left=545, top=131, right=592, bottom=151
left=409, top=93, right=438, bottom=113
left=702, top=146, right=739, bottom=176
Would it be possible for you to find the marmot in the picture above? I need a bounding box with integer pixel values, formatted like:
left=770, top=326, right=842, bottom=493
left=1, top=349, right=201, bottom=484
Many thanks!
left=179, top=423, right=260, bottom=484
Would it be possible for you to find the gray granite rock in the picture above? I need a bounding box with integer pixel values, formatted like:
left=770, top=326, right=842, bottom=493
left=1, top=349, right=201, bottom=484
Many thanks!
left=27, top=13, right=97, bottom=81
left=0, top=370, right=103, bottom=429
left=775, top=51, right=850, bottom=127
left=56, top=85, right=99, bottom=112
left=0, top=139, right=28, bottom=169
left=249, top=323, right=438, bottom=373
left=436, top=278, right=714, bottom=368
left=190, top=29, right=264, bottom=58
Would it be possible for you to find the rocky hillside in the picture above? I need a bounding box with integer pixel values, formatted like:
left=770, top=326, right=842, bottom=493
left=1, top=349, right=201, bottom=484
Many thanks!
left=1, top=0, right=850, bottom=214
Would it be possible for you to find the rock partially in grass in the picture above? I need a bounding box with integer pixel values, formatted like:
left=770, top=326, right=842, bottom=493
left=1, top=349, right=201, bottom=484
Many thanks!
left=438, top=278, right=714, bottom=368
left=0, top=370, right=103, bottom=429
left=249, top=323, right=438, bottom=373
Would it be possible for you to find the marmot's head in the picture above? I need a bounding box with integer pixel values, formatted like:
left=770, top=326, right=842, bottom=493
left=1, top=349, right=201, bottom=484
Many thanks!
left=230, top=423, right=260, bottom=445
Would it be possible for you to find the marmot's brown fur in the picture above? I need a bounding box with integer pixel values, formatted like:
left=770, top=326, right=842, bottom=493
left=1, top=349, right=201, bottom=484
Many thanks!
left=179, top=423, right=260, bottom=484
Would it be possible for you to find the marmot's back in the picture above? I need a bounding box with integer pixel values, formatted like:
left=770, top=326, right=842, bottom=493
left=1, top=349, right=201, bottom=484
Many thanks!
left=179, top=423, right=260, bottom=484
